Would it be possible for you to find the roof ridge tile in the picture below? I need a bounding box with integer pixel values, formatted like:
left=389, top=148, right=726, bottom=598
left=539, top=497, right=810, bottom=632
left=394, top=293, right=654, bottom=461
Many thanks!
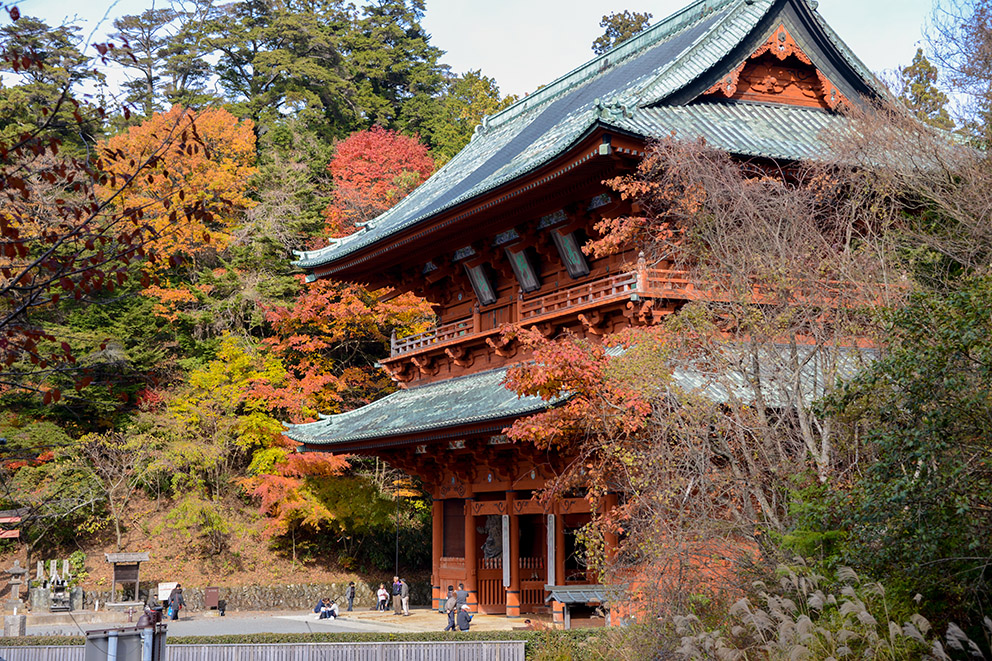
left=482, top=0, right=742, bottom=132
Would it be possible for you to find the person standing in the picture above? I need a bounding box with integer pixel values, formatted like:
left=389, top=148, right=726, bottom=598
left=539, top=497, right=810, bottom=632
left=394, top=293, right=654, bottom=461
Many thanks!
left=455, top=583, right=469, bottom=609
left=346, top=582, right=356, bottom=612
left=456, top=604, right=473, bottom=631
left=392, top=576, right=402, bottom=615
left=399, top=578, right=410, bottom=616
left=376, top=583, right=389, bottom=611
left=442, top=586, right=457, bottom=631
left=167, top=584, right=185, bottom=621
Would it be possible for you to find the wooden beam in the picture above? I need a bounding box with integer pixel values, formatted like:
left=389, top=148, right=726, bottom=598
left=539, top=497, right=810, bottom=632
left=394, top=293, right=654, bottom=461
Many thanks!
left=444, top=346, right=474, bottom=368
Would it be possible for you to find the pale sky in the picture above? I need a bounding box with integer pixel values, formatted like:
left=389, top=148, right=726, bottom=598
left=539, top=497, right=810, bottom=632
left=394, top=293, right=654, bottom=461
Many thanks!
left=15, top=0, right=934, bottom=98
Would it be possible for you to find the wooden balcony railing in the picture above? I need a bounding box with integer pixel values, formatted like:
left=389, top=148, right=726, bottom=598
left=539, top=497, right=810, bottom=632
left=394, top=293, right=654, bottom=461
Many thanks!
left=391, top=318, right=473, bottom=356
left=388, top=263, right=894, bottom=359
left=476, top=556, right=545, bottom=571
left=389, top=265, right=699, bottom=358
left=518, top=271, right=639, bottom=319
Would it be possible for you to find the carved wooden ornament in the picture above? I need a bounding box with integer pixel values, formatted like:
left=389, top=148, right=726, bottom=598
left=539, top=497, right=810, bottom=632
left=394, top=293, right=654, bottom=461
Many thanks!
left=704, top=24, right=849, bottom=110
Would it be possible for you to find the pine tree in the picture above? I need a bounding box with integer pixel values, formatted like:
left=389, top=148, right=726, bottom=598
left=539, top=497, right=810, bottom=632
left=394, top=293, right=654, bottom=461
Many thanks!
left=423, top=70, right=517, bottom=162
left=898, top=47, right=954, bottom=130
left=592, top=10, right=653, bottom=55
left=163, top=0, right=221, bottom=108
left=348, top=0, right=445, bottom=137
left=0, top=16, right=104, bottom=150
left=108, top=7, right=177, bottom=117
left=213, top=0, right=356, bottom=136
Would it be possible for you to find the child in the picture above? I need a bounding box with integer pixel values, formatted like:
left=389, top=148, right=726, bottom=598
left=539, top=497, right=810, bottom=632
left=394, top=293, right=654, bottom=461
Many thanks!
left=376, top=583, right=389, bottom=611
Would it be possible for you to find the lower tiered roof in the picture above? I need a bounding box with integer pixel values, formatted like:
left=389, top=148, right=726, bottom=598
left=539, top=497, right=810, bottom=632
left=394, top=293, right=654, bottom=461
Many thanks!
left=286, top=345, right=874, bottom=450
left=285, top=367, right=561, bottom=450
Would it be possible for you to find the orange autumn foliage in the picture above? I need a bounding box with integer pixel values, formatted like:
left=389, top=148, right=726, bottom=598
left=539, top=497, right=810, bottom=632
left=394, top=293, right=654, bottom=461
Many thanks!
left=100, top=106, right=258, bottom=267
left=264, top=276, right=433, bottom=415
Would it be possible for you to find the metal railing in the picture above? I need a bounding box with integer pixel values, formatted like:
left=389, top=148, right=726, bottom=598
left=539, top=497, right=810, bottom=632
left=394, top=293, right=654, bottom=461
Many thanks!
left=0, top=641, right=526, bottom=661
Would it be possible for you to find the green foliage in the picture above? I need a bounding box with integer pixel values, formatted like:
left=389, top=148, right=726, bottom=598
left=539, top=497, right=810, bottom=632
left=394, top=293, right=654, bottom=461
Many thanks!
left=779, top=478, right=848, bottom=566
left=0, top=16, right=104, bottom=150
left=349, top=0, right=445, bottom=141
left=591, top=11, right=653, bottom=55
left=9, top=444, right=105, bottom=549
left=897, top=48, right=954, bottom=130
left=159, top=495, right=236, bottom=554
left=0, top=420, right=71, bottom=457
left=810, top=277, right=992, bottom=627
left=161, top=0, right=220, bottom=108
left=108, top=7, right=176, bottom=117
left=213, top=0, right=357, bottom=136
left=356, top=493, right=431, bottom=572
left=67, top=550, right=88, bottom=587
left=306, top=476, right=394, bottom=539
left=424, top=70, right=517, bottom=163
left=148, top=336, right=290, bottom=498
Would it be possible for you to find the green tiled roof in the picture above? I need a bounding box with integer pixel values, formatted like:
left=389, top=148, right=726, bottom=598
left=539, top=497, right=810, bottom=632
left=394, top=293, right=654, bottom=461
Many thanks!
left=294, top=0, right=885, bottom=273
left=608, top=101, right=851, bottom=161
left=285, top=367, right=561, bottom=448
left=287, top=345, right=874, bottom=448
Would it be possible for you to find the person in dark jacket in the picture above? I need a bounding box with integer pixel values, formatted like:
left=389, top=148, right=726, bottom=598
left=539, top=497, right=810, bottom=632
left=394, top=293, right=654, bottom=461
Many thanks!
left=346, top=582, right=356, bottom=612
left=392, top=576, right=402, bottom=614
left=456, top=604, right=473, bottom=631
left=442, top=586, right=457, bottom=631
left=167, top=585, right=185, bottom=621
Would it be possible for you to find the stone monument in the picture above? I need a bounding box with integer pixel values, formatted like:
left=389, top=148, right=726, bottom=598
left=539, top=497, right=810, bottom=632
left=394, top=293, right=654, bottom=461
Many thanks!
left=4, top=560, right=26, bottom=611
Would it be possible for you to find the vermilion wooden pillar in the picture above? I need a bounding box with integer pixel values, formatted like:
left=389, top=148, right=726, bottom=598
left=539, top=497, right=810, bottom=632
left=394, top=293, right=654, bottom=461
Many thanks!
left=432, top=498, right=442, bottom=611
left=552, top=507, right=566, bottom=625
left=464, top=498, right=478, bottom=612
left=506, top=492, right=521, bottom=617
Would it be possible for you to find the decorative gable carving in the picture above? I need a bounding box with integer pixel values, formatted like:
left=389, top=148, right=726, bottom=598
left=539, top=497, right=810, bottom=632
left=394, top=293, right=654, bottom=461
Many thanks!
left=704, top=24, right=849, bottom=111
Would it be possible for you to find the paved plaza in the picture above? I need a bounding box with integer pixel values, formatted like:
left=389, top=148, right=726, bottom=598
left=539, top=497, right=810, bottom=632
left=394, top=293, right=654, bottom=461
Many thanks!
left=23, top=607, right=539, bottom=638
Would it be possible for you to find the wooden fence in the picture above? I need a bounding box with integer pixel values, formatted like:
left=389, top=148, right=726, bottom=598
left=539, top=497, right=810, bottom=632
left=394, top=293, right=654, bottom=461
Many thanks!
left=0, top=640, right=526, bottom=661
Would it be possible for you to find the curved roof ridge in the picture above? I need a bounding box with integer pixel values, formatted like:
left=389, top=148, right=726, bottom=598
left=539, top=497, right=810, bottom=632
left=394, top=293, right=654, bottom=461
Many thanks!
left=804, top=1, right=892, bottom=100
left=631, top=0, right=774, bottom=106
left=482, top=0, right=742, bottom=132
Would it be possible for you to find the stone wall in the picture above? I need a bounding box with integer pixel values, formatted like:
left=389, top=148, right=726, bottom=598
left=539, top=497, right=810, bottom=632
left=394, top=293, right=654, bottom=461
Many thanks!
left=82, top=581, right=431, bottom=611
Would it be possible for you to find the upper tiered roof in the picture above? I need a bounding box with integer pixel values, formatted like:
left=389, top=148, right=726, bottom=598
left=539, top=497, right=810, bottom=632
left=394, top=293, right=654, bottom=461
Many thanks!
left=294, top=0, right=884, bottom=274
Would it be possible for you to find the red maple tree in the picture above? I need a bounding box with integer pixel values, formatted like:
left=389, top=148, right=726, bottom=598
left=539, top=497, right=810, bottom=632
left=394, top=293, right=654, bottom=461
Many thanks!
left=323, top=126, right=435, bottom=236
